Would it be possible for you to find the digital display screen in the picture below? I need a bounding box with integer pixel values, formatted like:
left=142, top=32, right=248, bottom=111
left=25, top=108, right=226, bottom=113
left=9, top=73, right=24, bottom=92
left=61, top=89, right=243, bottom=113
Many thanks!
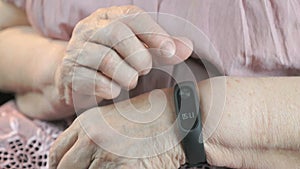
left=176, top=86, right=199, bottom=131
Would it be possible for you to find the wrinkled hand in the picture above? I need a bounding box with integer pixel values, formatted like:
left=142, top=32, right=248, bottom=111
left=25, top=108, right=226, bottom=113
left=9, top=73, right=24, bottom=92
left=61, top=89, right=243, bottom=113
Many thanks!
left=56, top=5, right=193, bottom=106
left=49, top=89, right=186, bottom=169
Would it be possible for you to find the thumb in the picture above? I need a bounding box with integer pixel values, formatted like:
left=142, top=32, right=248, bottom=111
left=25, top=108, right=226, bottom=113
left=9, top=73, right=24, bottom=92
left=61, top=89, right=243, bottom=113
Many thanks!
left=153, top=36, right=193, bottom=66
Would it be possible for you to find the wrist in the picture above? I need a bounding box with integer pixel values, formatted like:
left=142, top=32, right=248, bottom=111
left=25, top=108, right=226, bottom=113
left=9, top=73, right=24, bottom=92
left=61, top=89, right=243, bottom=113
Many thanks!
left=197, top=77, right=230, bottom=166
left=93, top=80, right=223, bottom=168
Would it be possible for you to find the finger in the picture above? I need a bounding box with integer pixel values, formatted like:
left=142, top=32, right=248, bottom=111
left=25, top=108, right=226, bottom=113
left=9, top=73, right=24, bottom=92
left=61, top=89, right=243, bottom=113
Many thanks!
left=57, top=138, right=96, bottom=169
left=153, top=36, right=193, bottom=66
left=49, top=125, right=78, bottom=169
left=105, top=6, right=176, bottom=58
left=72, top=66, right=122, bottom=99
left=76, top=42, right=139, bottom=89
left=90, top=21, right=152, bottom=75
left=122, top=7, right=176, bottom=58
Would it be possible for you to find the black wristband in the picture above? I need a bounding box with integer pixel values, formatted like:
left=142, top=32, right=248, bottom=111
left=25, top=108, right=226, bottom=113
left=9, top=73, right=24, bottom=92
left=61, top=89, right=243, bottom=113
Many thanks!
left=174, top=81, right=207, bottom=168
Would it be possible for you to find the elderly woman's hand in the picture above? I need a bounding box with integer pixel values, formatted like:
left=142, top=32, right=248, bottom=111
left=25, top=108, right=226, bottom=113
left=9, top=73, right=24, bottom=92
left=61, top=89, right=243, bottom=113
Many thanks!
left=49, top=88, right=187, bottom=169
left=55, top=5, right=193, bottom=107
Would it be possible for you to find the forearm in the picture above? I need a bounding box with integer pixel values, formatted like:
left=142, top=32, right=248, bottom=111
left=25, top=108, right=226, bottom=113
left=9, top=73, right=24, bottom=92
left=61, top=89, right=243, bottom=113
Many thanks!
left=92, top=76, right=300, bottom=168
left=199, top=76, right=300, bottom=168
left=0, top=26, right=67, bottom=93
left=0, top=0, right=29, bottom=30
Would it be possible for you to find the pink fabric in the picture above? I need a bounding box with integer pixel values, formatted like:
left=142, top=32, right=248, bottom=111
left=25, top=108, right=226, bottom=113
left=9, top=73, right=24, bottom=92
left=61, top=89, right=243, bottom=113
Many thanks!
left=5, top=0, right=300, bottom=76
left=0, top=101, right=66, bottom=169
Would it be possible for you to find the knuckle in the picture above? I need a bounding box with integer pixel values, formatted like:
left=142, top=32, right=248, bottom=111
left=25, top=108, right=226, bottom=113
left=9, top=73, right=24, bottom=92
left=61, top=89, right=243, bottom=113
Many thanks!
left=126, top=51, right=152, bottom=73
left=106, top=21, right=133, bottom=44
left=95, top=76, right=121, bottom=99
left=95, top=21, right=133, bottom=46
left=73, top=19, right=98, bottom=40
left=93, top=8, right=108, bottom=19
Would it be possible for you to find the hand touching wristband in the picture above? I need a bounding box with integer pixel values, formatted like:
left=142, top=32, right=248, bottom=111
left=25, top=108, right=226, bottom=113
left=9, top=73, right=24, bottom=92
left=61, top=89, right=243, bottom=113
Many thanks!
left=174, top=81, right=207, bottom=168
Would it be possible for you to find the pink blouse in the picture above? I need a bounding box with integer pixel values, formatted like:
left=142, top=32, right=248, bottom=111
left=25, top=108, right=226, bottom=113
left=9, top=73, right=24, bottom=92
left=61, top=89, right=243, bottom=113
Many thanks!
left=5, top=0, right=300, bottom=76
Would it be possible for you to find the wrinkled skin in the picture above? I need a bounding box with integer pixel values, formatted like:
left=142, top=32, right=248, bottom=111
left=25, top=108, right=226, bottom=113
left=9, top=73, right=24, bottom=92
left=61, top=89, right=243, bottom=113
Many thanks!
left=12, top=5, right=192, bottom=120
left=50, top=77, right=300, bottom=169
left=55, top=5, right=192, bottom=107
left=49, top=88, right=186, bottom=169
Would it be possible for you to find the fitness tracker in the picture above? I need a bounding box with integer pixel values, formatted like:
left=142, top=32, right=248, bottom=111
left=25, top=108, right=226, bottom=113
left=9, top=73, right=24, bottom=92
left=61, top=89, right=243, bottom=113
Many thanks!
left=174, top=81, right=207, bottom=168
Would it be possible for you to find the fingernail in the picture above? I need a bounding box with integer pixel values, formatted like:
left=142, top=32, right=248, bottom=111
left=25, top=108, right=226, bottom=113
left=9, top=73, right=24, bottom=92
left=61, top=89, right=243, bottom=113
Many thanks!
left=160, top=41, right=176, bottom=58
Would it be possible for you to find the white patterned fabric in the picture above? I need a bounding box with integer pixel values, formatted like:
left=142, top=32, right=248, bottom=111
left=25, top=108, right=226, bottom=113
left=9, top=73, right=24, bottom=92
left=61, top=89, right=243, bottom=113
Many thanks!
left=0, top=101, right=66, bottom=169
